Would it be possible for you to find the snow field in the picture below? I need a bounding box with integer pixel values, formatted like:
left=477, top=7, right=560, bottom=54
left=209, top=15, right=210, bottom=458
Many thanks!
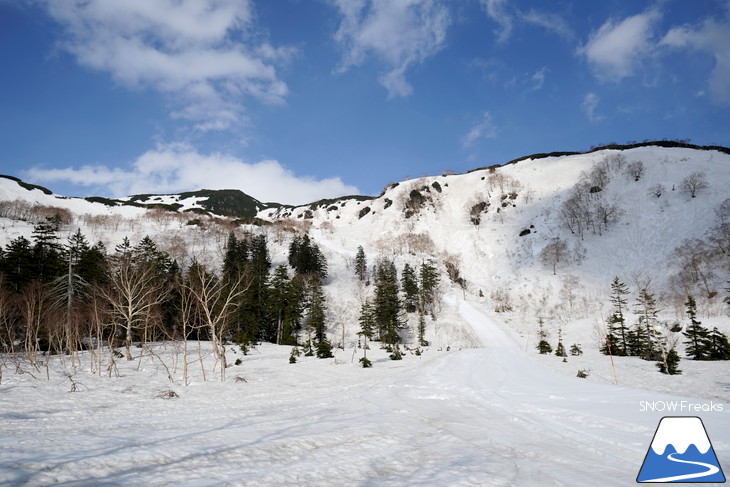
left=1, top=293, right=728, bottom=486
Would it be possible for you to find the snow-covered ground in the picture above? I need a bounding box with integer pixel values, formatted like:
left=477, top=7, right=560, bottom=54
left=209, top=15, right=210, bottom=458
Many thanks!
left=1, top=293, right=727, bottom=486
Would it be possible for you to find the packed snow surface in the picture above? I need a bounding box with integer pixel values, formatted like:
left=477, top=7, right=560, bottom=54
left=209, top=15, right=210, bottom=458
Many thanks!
left=1, top=294, right=727, bottom=486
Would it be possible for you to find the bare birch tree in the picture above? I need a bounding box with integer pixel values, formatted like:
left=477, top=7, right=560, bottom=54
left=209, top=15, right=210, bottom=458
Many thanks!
left=103, top=258, right=169, bottom=360
left=184, top=263, right=250, bottom=381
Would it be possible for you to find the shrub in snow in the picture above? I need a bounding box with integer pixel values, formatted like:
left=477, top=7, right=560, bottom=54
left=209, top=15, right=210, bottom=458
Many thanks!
left=681, top=171, right=709, bottom=198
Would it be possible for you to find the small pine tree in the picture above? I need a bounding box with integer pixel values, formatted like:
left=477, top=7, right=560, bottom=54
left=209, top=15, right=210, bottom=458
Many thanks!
left=536, top=319, right=553, bottom=354
left=707, top=327, right=730, bottom=360
left=633, top=288, right=661, bottom=360
left=601, top=277, right=631, bottom=356
left=569, top=343, right=583, bottom=356
left=355, top=246, right=367, bottom=282
left=555, top=327, right=567, bottom=357
left=657, top=347, right=682, bottom=375
left=401, top=263, right=419, bottom=313
left=417, top=311, right=428, bottom=346
left=316, top=340, right=334, bottom=359
left=683, top=295, right=710, bottom=360
left=419, top=260, right=440, bottom=318
left=306, top=276, right=332, bottom=358
left=374, top=259, right=405, bottom=358
left=358, top=299, right=376, bottom=362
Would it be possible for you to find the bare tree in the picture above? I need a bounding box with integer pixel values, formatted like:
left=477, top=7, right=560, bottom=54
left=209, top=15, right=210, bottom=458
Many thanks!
left=581, top=162, right=610, bottom=191
left=19, top=281, right=55, bottom=369
left=560, top=275, right=581, bottom=312
left=626, top=160, right=645, bottom=181
left=715, top=198, right=730, bottom=225
left=671, top=238, right=718, bottom=298
left=649, top=184, right=666, bottom=198
left=184, top=263, right=250, bottom=381
left=607, top=153, right=627, bottom=171
left=103, top=258, right=170, bottom=360
left=540, top=237, right=569, bottom=275
left=0, top=277, right=19, bottom=358
left=681, top=171, right=709, bottom=198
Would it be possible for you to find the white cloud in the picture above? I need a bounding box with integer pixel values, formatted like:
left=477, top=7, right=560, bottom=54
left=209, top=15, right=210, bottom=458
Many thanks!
left=462, top=112, right=497, bottom=148
left=579, top=9, right=662, bottom=82
left=529, top=67, right=547, bottom=91
left=661, top=18, right=730, bottom=105
left=23, top=143, right=359, bottom=205
left=479, top=3, right=573, bottom=44
left=480, top=0, right=513, bottom=44
left=520, top=9, right=575, bottom=41
left=38, top=0, right=292, bottom=130
left=329, top=0, right=450, bottom=98
left=581, top=93, right=604, bottom=123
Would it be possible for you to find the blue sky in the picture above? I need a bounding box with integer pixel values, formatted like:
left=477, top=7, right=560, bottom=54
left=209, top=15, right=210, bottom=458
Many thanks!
left=1, top=0, right=728, bottom=204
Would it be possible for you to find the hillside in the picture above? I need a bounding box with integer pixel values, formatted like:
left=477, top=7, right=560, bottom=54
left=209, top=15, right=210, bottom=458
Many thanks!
left=1, top=143, right=729, bottom=485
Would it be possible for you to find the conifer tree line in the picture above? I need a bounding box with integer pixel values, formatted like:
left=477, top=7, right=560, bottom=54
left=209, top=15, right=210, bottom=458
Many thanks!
left=356, top=253, right=439, bottom=363
left=0, top=217, right=347, bottom=371
left=601, top=276, right=730, bottom=375
left=0, top=218, right=448, bottom=372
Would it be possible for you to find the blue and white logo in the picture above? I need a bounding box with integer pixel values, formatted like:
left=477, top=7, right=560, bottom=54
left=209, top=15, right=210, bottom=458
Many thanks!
left=637, top=416, right=725, bottom=483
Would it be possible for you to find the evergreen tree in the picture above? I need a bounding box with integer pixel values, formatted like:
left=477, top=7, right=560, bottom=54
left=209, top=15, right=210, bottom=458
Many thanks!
left=306, top=277, right=332, bottom=358
left=223, top=232, right=249, bottom=277
left=76, top=240, right=109, bottom=286
left=246, top=234, right=272, bottom=342
left=417, top=310, right=428, bottom=346
left=682, top=295, right=711, bottom=360
left=603, top=277, right=630, bottom=356
left=569, top=343, right=583, bottom=356
left=536, top=319, right=552, bottom=354
left=288, top=234, right=327, bottom=279
left=357, top=299, right=376, bottom=365
left=133, top=236, right=175, bottom=276
left=419, top=260, right=440, bottom=318
left=2, top=236, right=34, bottom=292
left=268, top=264, right=304, bottom=345
left=401, top=263, right=419, bottom=313
left=31, top=217, right=65, bottom=282
left=707, top=327, right=730, bottom=360
left=374, top=258, right=404, bottom=359
left=115, top=237, right=133, bottom=260
left=633, top=288, right=661, bottom=360
left=554, top=327, right=567, bottom=357
left=355, top=245, right=367, bottom=282
left=657, top=347, right=682, bottom=375
left=626, top=323, right=650, bottom=357
left=57, top=230, right=94, bottom=311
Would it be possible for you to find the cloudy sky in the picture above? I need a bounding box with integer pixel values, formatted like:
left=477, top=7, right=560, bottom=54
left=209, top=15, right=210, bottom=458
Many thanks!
left=1, top=0, right=728, bottom=204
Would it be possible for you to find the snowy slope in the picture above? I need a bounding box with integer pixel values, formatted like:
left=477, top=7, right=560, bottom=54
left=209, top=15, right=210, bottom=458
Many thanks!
left=1, top=145, right=729, bottom=485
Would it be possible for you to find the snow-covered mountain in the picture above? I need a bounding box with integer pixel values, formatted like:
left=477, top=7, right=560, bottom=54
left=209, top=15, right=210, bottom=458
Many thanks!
left=2, top=143, right=729, bottom=359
